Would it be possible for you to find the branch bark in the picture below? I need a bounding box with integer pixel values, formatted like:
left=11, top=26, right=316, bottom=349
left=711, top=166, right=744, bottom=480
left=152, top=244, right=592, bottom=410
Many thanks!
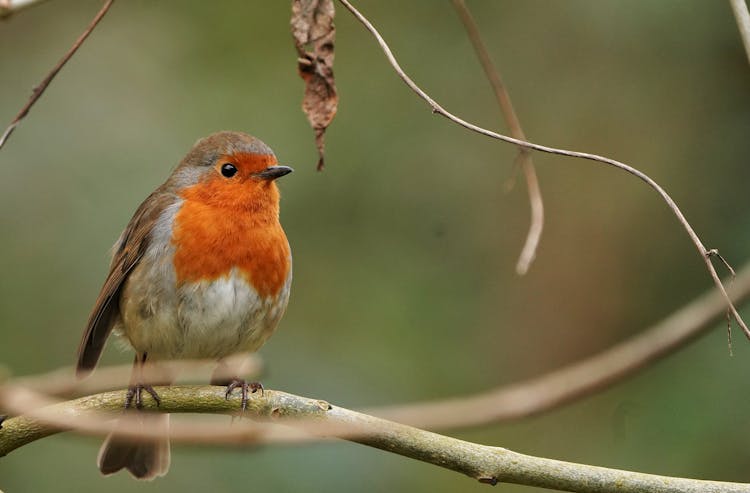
left=1, top=385, right=748, bottom=493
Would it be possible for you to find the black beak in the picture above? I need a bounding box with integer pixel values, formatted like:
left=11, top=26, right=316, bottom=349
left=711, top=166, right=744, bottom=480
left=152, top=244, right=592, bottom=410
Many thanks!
left=254, top=165, right=293, bottom=180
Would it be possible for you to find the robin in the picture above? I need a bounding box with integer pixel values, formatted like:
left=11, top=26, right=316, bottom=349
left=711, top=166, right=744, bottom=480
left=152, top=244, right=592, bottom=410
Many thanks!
left=75, top=131, right=293, bottom=480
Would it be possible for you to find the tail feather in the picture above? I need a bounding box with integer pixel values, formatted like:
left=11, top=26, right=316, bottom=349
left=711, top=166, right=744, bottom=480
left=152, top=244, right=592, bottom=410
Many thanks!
left=98, top=414, right=170, bottom=480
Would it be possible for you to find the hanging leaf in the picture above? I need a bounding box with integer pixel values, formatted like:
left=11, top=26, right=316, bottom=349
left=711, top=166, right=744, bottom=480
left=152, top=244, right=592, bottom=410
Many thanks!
left=291, top=0, right=338, bottom=170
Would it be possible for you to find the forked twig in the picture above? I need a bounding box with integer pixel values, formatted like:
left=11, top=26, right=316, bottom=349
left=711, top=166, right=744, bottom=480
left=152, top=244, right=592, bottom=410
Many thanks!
left=337, top=0, right=750, bottom=339
left=451, top=0, right=544, bottom=276
left=0, top=0, right=115, bottom=149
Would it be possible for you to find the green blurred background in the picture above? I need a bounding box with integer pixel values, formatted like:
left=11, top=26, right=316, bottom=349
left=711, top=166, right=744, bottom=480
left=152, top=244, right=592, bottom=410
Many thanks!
left=2, top=1, right=750, bottom=491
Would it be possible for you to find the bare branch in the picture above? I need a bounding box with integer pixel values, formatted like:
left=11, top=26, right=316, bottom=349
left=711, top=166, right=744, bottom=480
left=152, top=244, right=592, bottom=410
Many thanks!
left=0, top=0, right=115, bottom=149
left=1, top=385, right=748, bottom=492
left=3, top=263, right=749, bottom=488
left=450, top=0, right=544, bottom=275
left=514, top=152, right=543, bottom=274
left=730, top=0, right=750, bottom=65
left=5, top=262, right=750, bottom=439
left=370, top=261, right=750, bottom=428
left=336, top=0, right=750, bottom=339
left=2, top=260, right=749, bottom=450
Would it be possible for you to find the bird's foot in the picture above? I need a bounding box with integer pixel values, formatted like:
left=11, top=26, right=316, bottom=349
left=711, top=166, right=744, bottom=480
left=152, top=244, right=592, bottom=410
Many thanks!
left=224, top=379, right=263, bottom=411
left=124, top=383, right=161, bottom=409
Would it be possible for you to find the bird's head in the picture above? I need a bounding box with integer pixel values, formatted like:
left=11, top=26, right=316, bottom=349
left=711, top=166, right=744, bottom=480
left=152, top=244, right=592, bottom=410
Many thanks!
left=171, top=131, right=293, bottom=214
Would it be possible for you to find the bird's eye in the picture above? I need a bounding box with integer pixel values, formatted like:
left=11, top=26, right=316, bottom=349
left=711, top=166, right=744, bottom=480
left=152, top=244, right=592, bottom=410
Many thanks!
left=220, top=163, right=238, bottom=178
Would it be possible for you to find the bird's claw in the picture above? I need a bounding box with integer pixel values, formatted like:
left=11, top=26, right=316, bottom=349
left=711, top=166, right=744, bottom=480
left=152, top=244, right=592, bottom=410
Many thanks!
left=124, top=383, right=161, bottom=409
left=224, top=379, right=263, bottom=411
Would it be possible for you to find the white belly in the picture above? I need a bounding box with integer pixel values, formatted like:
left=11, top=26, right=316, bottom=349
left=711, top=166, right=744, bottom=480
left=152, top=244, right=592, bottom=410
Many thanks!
left=119, top=263, right=291, bottom=360
left=176, top=268, right=290, bottom=358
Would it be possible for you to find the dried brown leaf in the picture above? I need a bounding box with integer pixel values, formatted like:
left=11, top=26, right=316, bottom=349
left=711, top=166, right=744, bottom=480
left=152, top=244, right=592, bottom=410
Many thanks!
left=291, top=0, right=338, bottom=170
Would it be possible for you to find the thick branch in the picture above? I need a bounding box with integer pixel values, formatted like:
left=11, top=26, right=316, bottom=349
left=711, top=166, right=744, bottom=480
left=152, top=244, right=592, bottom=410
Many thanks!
left=6, top=262, right=750, bottom=435
left=0, top=386, right=748, bottom=493
left=336, top=0, right=750, bottom=340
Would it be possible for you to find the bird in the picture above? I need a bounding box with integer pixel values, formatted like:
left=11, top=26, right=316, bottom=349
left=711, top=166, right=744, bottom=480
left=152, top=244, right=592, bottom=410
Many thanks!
left=75, top=131, right=293, bottom=480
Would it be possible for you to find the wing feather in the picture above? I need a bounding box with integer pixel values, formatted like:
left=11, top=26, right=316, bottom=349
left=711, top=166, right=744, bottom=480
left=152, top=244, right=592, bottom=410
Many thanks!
left=76, top=190, right=175, bottom=375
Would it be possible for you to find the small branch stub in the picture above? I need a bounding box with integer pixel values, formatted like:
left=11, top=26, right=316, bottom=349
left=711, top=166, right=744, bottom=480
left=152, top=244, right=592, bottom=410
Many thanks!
left=478, top=476, right=499, bottom=486
left=707, top=249, right=737, bottom=277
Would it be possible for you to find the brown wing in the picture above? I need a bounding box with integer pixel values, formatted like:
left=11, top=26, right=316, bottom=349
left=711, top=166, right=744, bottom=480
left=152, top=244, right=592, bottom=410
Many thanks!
left=76, top=190, right=175, bottom=376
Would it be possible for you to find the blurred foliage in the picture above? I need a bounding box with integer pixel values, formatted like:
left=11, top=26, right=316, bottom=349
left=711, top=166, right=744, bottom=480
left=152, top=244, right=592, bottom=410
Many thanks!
left=1, top=1, right=750, bottom=491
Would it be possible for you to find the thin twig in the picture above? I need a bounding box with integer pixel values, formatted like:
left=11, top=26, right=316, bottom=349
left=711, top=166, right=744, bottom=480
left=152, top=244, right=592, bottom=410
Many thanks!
left=1, top=386, right=748, bottom=492
left=708, top=249, right=737, bottom=278
left=707, top=248, right=738, bottom=355
left=451, top=0, right=544, bottom=276
left=336, top=0, right=750, bottom=340
left=0, top=0, right=115, bottom=149
left=730, top=0, right=750, bottom=65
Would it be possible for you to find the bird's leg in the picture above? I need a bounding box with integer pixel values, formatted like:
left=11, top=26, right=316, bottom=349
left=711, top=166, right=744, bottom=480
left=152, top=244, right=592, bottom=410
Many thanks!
left=124, top=352, right=161, bottom=409
left=211, top=359, right=263, bottom=411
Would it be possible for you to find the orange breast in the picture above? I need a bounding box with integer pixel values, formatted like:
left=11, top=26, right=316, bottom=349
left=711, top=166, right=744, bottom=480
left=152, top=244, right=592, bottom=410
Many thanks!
left=171, top=180, right=291, bottom=298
